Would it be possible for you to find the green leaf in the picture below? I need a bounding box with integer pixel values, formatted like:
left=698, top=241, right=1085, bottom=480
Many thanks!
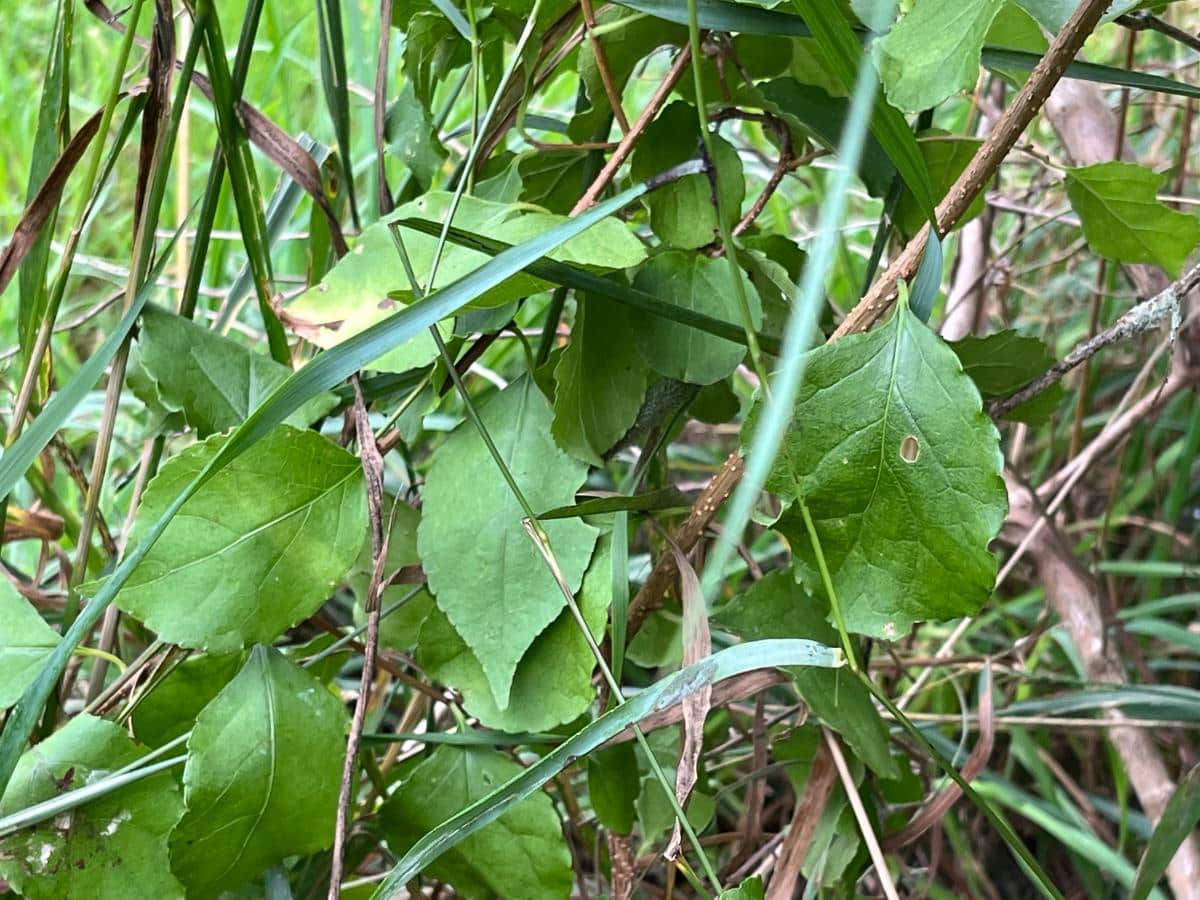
left=132, top=652, right=246, bottom=749
left=753, top=301, right=1007, bottom=638
left=983, top=3, right=1047, bottom=88
left=587, top=743, right=640, bottom=834
left=401, top=11, right=470, bottom=106
left=630, top=102, right=744, bottom=249
left=350, top=500, right=434, bottom=651
left=0, top=582, right=60, bottom=710
left=131, top=305, right=336, bottom=437
left=170, top=646, right=348, bottom=898
left=398, top=216, right=781, bottom=353
left=552, top=300, right=652, bottom=466
left=1131, top=763, right=1200, bottom=900
left=418, top=377, right=598, bottom=708
left=874, top=0, right=1005, bottom=113
left=720, top=875, right=766, bottom=900
left=379, top=746, right=572, bottom=899
left=417, top=533, right=611, bottom=732
left=517, top=149, right=587, bottom=213
left=630, top=251, right=762, bottom=385
left=713, top=572, right=898, bottom=777
left=1065, top=162, right=1200, bottom=277
left=386, top=83, right=447, bottom=186
left=895, top=134, right=985, bottom=239
left=791, top=0, right=938, bottom=224
left=0, top=715, right=184, bottom=900
left=372, top=638, right=841, bottom=897
left=284, top=193, right=646, bottom=370
left=114, top=426, right=366, bottom=652
left=949, top=329, right=1062, bottom=424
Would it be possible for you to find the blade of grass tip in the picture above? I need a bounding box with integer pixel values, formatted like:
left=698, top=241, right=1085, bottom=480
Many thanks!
left=0, top=173, right=673, bottom=798
left=697, top=0, right=891, bottom=608
left=316, top=0, right=359, bottom=229
left=18, top=0, right=73, bottom=369
left=369, top=638, right=842, bottom=899
left=193, top=0, right=290, bottom=364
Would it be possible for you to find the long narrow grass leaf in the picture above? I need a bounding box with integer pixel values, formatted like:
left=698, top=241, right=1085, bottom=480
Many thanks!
left=370, top=638, right=841, bottom=899
left=394, top=217, right=782, bottom=354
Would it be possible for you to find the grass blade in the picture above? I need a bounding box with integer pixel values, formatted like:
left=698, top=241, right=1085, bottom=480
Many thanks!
left=315, top=0, right=359, bottom=228
left=369, top=638, right=842, bottom=898
left=17, top=0, right=73, bottom=363
left=192, top=0, right=290, bottom=363
left=394, top=216, right=782, bottom=354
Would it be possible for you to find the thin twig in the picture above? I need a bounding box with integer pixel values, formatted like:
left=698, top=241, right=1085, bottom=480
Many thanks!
left=329, top=378, right=389, bottom=899
left=1117, top=10, right=1200, bottom=54
left=571, top=44, right=693, bottom=215
left=580, top=0, right=631, bottom=133
left=883, top=666, right=995, bottom=850
left=990, top=263, right=1198, bottom=417
left=823, top=729, right=900, bottom=900
left=833, top=0, right=1114, bottom=339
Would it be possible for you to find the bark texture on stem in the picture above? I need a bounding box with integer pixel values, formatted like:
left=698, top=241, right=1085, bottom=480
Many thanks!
left=834, top=0, right=1113, bottom=339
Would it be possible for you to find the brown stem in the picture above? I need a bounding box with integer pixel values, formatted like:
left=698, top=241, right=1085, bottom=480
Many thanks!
left=833, top=0, right=1113, bottom=340
left=329, top=379, right=388, bottom=899
left=989, top=264, right=1199, bottom=418
left=374, top=0, right=395, bottom=216
left=580, top=0, right=631, bottom=133
left=765, top=745, right=837, bottom=900
left=570, top=44, right=693, bottom=216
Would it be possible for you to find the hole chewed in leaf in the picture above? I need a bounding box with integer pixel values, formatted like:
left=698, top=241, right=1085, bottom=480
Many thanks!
left=899, top=434, right=920, bottom=464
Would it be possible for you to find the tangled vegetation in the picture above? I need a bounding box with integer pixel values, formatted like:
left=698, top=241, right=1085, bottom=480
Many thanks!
left=1, top=1, right=1200, bottom=898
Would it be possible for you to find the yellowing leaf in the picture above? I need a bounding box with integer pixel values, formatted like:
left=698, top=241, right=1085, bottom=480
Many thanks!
left=284, top=193, right=645, bottom=372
